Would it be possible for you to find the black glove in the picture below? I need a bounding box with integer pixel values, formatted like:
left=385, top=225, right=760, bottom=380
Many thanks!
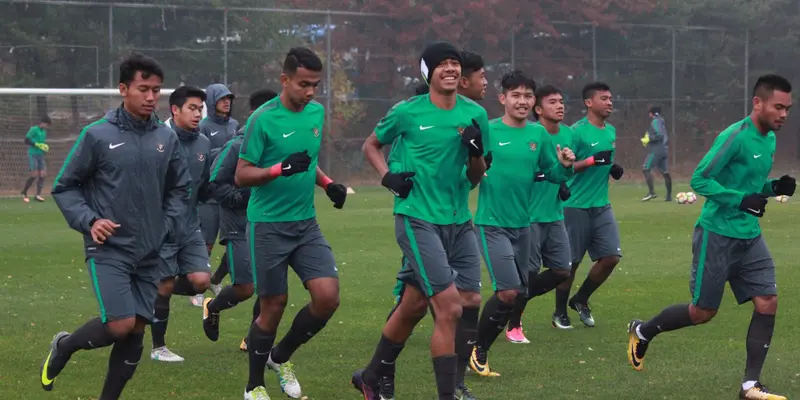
left=461, top=119, right=484, bottom=158
left=382, top=171, right=416, bottom=199
left=610, top=163, right=624, bottom=180
left=325, top=182, right=347, bottom=209
left=484, top=152, right=493, bottom=171
left=591, top=150, right=613, bottom=166
left=739, top=193, right=768, bottom=217
left=558, top=183, right=571, bottom=201
left=771, top=175, right=796, bottom=196
left=534, top=172, right=546, bottom=182
left=280, top=150, right=311, bottom=176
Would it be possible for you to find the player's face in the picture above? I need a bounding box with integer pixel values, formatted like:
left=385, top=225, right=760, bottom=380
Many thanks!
left=119, top=71, right=162, bottom=119
left=500, top=86, right=534, bottom=121
left=172, top=97, right=204, bottom=130
left=281, top=67, right=321, bottom=108
left=430, top=59, right=461, bottom=94
left=755, top=90, right=792, bottom=131
left=216, top=96, right=232, bottom=114
left=536, top=93, right=564, bottom=122
left=585, top=90, right=613, bottom=118
left=39, top=122, right=50, bottom=129
left=459, top=68, right=487, bottom=100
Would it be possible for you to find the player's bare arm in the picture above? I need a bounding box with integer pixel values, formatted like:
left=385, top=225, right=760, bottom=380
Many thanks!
left=362, top=132, right=390, bottom=178
left=465, top=155, right=486, bottom=185
left=235, top=158, right=279, bottom=187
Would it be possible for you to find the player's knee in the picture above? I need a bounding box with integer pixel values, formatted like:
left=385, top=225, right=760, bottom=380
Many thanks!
left=553, top=268, right=571, bottom=279
left=311, top=292, right=340, bottom=317
left=188, top=272, right=211, bottom=292
left=601, top=255, right=620, bottom=268
left=496, top=289, right=517, bottom=304
left=688, top=304, right=717, bottom=324
left=753, top=295, right=777, bottom=315
left=263, top=295, right=289, bottom=313
left=459, top=290, right=482, bottom=308
left=158, top=277, right=175, bottom=295
left=235, top=283, right=255, bottom=299
left=431, top=289, right=463, bottom=324
left=106, top=317, right=136, bottom=339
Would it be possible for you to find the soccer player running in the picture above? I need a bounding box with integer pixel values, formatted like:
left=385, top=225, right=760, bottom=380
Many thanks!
left=555, top=82, right=624, bottom=329
left=41, top=54, right=190, bottom=398
left=505, top=85, right=576, bottom=342
left=627, top=75, right=795, bottom=400
left=352, top=41, right=489, bottom=400
left=641, top=105, right=672, bottom=202
left=22, top=115, right=51, bottom=202
left=149, top=86, right=214, bottom=363
left=204, top=88, right=278, bottom=353
left=470, top=73, right=575, bottom=374
left=236, top=47, right=347, bottom=400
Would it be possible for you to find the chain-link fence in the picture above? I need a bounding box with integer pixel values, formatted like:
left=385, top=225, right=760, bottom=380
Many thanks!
left=0, top=0, right=797, bottom=194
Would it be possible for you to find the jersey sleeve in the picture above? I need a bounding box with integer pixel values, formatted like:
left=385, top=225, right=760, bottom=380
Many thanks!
left=25, top=127, right=38, bottom=141
left=690, top=131, right=744, bottom=208
left=570, top=126, right=588, bottom=160
left=52, top=127, right=100, bottom=235
left=760, top=179, right=777, bottom=197
left=239, top=114, right=266, bottom=165
left=476, top=109, right=491, bottom=156
left=374, top=101, right=406, bottom=146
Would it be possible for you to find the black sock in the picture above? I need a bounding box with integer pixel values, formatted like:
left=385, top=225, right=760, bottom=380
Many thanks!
left=455, top=306, right=479, bottom=387
left=22, top=177, right=35, bottom=195
left=572, top=276, right=601, bottom=304
left=251, top=298, right=261, bottom=324
left=208, top=285, right=241, bottom=313
left=58, top=318, right=116, bottom=355
left=151, top=294, right=170, bottom=348
left=36, top=177, right=44, bottom=196
left=554, top=287, right=570, bottom=315
left=508, top=294, right=528, bottom=330
left=99, top=331, right=143, bottom=400
left=172, top=275, right=198, bottom=296
left=432, top=354, right=457, bottom=399
left=529, top=269, right=569, bottom=298
left=663, top=173, right=672, bottom=198
left=643, top=169, right=655, bottom=194
left=476, top=294, right=514, bottom=352
left=211, top=256, right=229, bottom=285
left=364, top=334, right=406, bottom=384
left=639, top=303, right=693, bottom=340
left=270, top=305, right=329, bottom=364
left=744, top=311, right=775, bottom=382
left=246, top=323, right=275, bottom=391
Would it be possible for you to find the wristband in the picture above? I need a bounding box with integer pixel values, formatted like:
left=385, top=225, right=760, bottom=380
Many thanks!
left=268, top=163, right=282, bottom=178
left=584, top=156, right=596, bottom=167
left=317, top=175, right=333, bottom=190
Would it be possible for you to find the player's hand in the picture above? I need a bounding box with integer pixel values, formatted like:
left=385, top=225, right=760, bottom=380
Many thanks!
left=484, top=152, right=493, bottom=171
left=739, top=193, right=768, bottom=217
left=610, top=164, right=624, bottom=180
left=91, top=218, right=120, bottom=244
left=460, top=119, right=484, bottom=158
left=771, top=175, right=796, bottom=196
left=558, top=183, right=571, bottom=201
left=556, top=145, right=575, bottom=167
left=590, top=150, right=612, bottom=166
left=35, top=143, right=49, bottom=152
left=641, top=132, right=650, bottom=147
left=325, top=182, right=348, bottom=209
left=381, top=171, right=415, bottom=199
left=280, top=151, right=311, bottom=176
left=534, top=172, right=546, bottom=182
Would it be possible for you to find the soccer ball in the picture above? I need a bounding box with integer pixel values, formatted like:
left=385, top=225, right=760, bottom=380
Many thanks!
left=675, top=192, right=688, bottom=204
left=685, top=192, right=697, bottom=204
left=775, top=195, right=790, bottom=203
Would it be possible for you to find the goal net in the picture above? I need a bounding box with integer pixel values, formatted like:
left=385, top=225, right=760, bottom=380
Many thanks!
left=0, top=88, right=187, bottom=196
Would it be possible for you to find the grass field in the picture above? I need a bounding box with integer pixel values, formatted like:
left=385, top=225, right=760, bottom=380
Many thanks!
left=2, top=183, right=800, bottom=400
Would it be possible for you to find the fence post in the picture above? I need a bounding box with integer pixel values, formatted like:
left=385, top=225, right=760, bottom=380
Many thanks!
left=108, top=4, right=113, bottom=88
left=671, top=27, right=676, bottom=168
left=744, top=29, right=749, bottom=117
left=223, top=9, right=228, bottom=85
left=510, top=30, right=515, bottom=70
left=592, top=25, right=597, bottom=81
left=324, top=11, right=332, bottom=174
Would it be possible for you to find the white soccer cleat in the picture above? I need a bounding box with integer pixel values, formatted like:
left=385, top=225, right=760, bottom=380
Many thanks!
left=244, top=386, right=271, bottom=400
left=267, top=354, right=302, bottom=398
left=150, top=346, right=184, bottom=362
left=190, top=294, right=205, bottom=307
left=211, top=283, right=223, bottom=296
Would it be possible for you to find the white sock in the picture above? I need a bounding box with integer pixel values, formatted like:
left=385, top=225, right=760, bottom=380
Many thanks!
left=742, top=380, right=757, bottom=390
left=635, top=325, right=647, bottom=341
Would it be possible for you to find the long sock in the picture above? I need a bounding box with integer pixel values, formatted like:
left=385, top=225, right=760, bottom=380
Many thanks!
left=476, top=294, right=514, bottom=352
left=744, top=311, right=775, bottom=382
left=99, top=331, right=143, bottom=400
left=432, top=354, right=457, bottom=399
left=151, top=294, right=170, bottom=348
left=508, top=294, right=528, bottom=330
left=554, top=287, right=570, bottom=315
left=364, top=334, right=406, bottom=384
left=663, top=172, right=672, bottom=198
left=58, top=318, right=117, bottom=355
left=36, top=177, right=44, bottom=196
left=529, top=269, right=569, bottom=298
left=455, top=306, right=479, bottom=387
left=207, top=285, right=241, bottom=313
left=572, top=276, right=601, bottom=304
left=246, top=323, right=275, bottom=391
left=210, top=256, right=229, bottom=285
left=638, top=303, right=693, bottom=340
left=172, top=276, right=198, bottom=296
left=251, top=298, right=260, bottom=324
left=270, top=305, right=329, bottom=364
left=643, top=169, right=655, bottom=194
left=22, top=177, right=35, bottom=195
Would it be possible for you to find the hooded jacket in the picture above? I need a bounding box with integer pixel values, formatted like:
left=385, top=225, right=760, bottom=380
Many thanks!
left=168, top=119, right=212, bottom=245
left=199, top=83, right=239, bottom=151
left=208, top=126, right=249, bottom=243
left=52, top=107, right=191, bottom=265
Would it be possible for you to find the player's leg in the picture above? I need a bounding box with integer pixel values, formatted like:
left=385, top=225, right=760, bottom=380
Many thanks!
left=570, top=205, right=622, bottom=327
left=655, top=151, right=672, bottom=201
left=150, top=245, right=183, bottom=362
left=506, top=223, right=542, bottom=338
left=205, top=239, right=255, bottom=341
left=22, top=155, right=38, bottom=201
left=642, top=153, right=657, bottom=201
left=35, top=158, right=47, bottom=199
left=627, top=227, right=726, bottom=371
left=555, top=208, right=590, bottom=328
left=210, top=253, right=229, bottom=294
left=195, top=203, right=220, bottom=306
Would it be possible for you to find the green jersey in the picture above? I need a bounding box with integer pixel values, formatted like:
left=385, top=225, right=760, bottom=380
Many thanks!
left=239, top=98, right=324, bottom=223
left=692, top=117, right=777, bottom=239
left=563, top=117, right=616, bottom=209
left=26, top=126, right=47, bottom=156
left=530, top=122, right=575, bottom=223
left=375, top=94, right=489, bottom=225
left=474, top=119, right=573, bottom=228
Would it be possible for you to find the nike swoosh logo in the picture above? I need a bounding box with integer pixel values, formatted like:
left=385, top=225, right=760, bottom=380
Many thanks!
left=123, top=360, right=139, bottom=366
left=469, top=139, right=478, bottom=149
left=499, top=142, right=511, bottom=146
left=388, top=188, right=400, bottom=196
left=747, top=208, right=760, bottom=214
left=419, top=125, right=434, bottom=130
left=255, top=350, right=270, bottom=355
left=595, top=158, right=605, bottom=163
left=754, top=154, right=762, bottom=158
left=591, top=142, right=599, bottom=146
left=109, top=142, right=125, bottom=149
left=283, top=131, right=296, bottom=138
left=467, top=340, right=476, bottom=345
left=282, top=165, right=292, bottom=170
left=630, top=343, right=642, bottom=368
left=210, top=131, right=219, bottom=136
left=41, top=351, right=54, bottom=385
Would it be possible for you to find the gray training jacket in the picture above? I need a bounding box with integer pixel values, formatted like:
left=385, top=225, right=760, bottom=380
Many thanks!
left=199, top=83, right=239, bottom=205
left=167, top=120, right=212, bottom=245
left=208, top=128, right=249, bottom=244
left=647, top=115, right=669, bottom=152
left=52, top=107, right=191, bottom=264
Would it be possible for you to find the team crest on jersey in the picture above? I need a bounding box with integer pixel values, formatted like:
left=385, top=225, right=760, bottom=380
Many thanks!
left=157, top=144, right=165, bottom=152
left=313, top=127, right=320, bottom=137
left=529, top=142, right=537, bottom=151
left=198, top=153, right=205, bottom=162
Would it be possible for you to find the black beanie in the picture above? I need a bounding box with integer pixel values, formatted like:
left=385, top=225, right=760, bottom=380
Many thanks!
left=419, top=41, right=462, bottom=86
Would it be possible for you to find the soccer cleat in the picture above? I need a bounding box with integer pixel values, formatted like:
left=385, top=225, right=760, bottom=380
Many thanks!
left=150, top=346, right=184, bottom=362
left=239, top=337, right=248, bottom=352
left=739, top=382, right=787, bottom=400
left=455, top=384, right=478, bottom=400
left=378, top=375, right=396, bottom=400
left=351, top=369, right=380, bottom=400
left=552, top=313, right=574, bottom=329
left=627, top=320, right=649, bottom=371
left=202, top=297, right=220, bottom=342
left=469, top=346, right=500, bottom=377
left=505, top=326, right=530, bottom=344
left=569, top=298, right=596, bottom=327
left=40, top=331, right=71, bottom=391
left=664, top=196, right=672, bottom=202
left=641, top=193, right=657, bottom=202
left=35, top=195, right=45, bottom=202
left=190, top=294, right=205, bottom=307
left=23, top=196, right=30, bottom=203
left=211, top=283, right=223, bottom=296
left=267, top=355, right=302, bottom=398
left=244, top=386, right=271, bottom=400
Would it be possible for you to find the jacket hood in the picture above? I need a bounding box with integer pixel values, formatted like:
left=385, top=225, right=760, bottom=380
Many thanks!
left=105, top=106, right=161, bottom=133
left=205, top=83, right=235, bottom=123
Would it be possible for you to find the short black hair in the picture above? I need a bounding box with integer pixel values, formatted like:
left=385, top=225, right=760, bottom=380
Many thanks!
left=283, top=47, right=323, bottom=75
left=39, top=115, right=51, bottom=124
left=753, top=74, right=792, bottom=98
left=119, top=54, right=164, bottom=86
left=649, top=105, right=662, bottom=115
left=249, top=89, right=278, bottom=111
left=414, top=83, right=430, bottom=96
left=534, top=85, right=563, bottom=109
left=169, top=85, right=206, bottom=113
left=461, top=51, right=485, bottom=77
left=500, top=70, right=536, bottom=93
left=582, top=82, right=611, bottom=101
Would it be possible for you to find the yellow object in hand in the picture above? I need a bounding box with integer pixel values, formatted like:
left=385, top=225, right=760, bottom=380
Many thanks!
left=640, top=132, right=650, bottom=147
left=35, top=143, right=49, bottom=152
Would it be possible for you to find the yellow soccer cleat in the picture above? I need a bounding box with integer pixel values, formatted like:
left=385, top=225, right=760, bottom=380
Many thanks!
left=627, top=320, right=649, bottom=371
left=739, top=382, right=787, bottom=400
left=468, top=346, right=500, bottom=377
left=40, top=331, right=71, bottom=391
